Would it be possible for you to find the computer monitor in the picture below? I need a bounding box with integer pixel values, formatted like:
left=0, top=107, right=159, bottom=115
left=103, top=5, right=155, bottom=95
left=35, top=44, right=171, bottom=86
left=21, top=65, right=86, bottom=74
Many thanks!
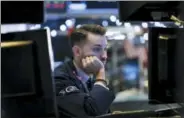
left=118, top=1, right=181, bottom=21
left=1, top=29, right=59, bottom=118
left=148, top=27, right=184, bottom=104
left=52, top=36, right=73, bottom=62
left=121, top=58, right=140, bottom=90
left=2, top=1, right=44, bottom=24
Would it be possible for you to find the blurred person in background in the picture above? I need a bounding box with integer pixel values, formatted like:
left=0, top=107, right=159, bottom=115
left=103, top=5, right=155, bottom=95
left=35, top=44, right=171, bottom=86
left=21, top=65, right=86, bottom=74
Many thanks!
left=114, top=39, right=148, bottom=102
left=54, top=24, right=115, bottom=117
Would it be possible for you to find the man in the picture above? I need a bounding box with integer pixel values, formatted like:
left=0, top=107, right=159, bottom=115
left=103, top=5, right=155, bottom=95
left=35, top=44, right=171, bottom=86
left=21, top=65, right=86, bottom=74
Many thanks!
left=54, top=24, right=115, bottom=117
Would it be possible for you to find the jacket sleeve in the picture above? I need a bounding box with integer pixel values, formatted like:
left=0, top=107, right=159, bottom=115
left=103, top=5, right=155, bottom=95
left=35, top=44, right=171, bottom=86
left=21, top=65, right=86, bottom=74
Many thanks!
left=55, top=77, right=115, bottom=117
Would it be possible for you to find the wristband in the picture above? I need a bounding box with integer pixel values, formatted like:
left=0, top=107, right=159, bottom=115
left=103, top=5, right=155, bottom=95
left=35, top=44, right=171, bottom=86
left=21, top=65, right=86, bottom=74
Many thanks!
left=95, top=79, right=108, bottom=86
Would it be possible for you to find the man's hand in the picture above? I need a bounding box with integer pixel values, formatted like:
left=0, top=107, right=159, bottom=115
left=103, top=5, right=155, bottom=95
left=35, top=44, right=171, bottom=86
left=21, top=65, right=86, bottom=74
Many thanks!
left=82, top=56, right=105, bottom=80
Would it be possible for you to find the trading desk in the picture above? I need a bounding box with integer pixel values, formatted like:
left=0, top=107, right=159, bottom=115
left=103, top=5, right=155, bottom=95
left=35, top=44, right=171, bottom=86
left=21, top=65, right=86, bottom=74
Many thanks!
left=2, top=107, right=183, bottom=118
left=95, top=107, right=184, bottom=118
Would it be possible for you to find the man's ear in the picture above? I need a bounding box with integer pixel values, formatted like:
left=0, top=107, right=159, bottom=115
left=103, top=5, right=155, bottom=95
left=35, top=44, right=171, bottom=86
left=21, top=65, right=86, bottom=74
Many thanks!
left=72, top=45, right=81, bottom=57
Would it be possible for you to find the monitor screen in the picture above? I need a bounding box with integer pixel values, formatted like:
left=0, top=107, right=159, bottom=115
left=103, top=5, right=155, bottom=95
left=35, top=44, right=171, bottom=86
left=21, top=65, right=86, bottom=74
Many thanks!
left=1, top=29, right=58, bottom=117
left=121, top=58, right=140, bottom=89
left=118, top=1, right=180, bottom=21
left=1, top=41, right=38, bottom=98
left=52, top=36, right=73, bottom=61
left=148, top=27, right=184, bottom=104
left=66, top=1, right=117, bottom=11
left=45, top=1, right=67, bottom=13
left=1, top=1, right=44, bottom=24
left=85, top=1, right=117, bottom=9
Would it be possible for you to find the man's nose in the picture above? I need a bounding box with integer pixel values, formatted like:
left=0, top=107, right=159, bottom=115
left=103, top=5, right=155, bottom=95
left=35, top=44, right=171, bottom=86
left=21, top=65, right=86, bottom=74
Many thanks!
left=101, top=51, right=107, bottom=60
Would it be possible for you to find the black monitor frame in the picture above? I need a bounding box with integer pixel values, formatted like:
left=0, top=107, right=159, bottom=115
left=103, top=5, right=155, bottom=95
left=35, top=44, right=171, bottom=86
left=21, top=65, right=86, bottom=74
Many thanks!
left=148, top=27, right=184, bottom=104
left=1, top=29, right=59, bottom=118
left=118, top=1, right=181, bottom=22
left=1, top=1, right=44, bottom=24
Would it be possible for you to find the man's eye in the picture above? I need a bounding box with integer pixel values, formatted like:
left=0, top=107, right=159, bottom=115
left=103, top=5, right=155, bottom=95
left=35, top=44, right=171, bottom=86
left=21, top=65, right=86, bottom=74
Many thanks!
left=93, top=48, right=102, bottom=52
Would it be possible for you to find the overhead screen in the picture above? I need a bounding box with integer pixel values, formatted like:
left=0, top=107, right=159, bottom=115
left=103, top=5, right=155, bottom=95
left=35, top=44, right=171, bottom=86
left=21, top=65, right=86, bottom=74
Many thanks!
left=45, top=1, right=67, bottom=13
left=2, top=1, right=44, bottom=24
left=67, top=1, right=117, bottom=11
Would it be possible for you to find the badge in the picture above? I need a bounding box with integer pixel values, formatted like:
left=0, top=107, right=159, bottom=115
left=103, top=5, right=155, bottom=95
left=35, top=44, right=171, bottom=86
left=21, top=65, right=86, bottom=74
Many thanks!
left=58, top=86, right=79, bottom=96
left=65, top=86, right=79, bottom=93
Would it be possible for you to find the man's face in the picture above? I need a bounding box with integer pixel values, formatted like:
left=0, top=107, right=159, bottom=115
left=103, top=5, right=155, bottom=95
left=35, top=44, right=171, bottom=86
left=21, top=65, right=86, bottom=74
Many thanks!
left=78, top=32, right=108, bottom=66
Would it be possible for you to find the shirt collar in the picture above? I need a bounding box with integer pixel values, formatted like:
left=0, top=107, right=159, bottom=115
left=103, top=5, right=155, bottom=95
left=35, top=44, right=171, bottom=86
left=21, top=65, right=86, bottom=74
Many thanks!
left=73, top=61, right=89, bottom=82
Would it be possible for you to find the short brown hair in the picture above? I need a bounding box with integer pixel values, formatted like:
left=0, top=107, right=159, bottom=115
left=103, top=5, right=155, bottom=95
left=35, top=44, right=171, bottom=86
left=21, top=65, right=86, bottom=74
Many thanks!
left=69, top=24, right=106, bottom=47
